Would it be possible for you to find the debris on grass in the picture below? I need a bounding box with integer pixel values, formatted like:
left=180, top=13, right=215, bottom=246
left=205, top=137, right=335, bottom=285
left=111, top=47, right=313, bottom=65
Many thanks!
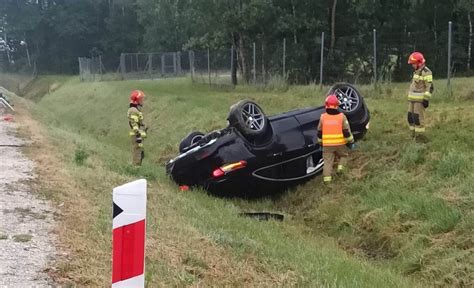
left=13, top=234, right=33, bottom=242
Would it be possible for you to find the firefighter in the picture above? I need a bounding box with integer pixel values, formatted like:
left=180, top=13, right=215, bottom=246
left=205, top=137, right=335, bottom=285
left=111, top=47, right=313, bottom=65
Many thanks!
left=128, top=90, right=147, bottom=166
left=317, top=95, right=355, bottom=184
left=407, top=52, right=433, bottom=140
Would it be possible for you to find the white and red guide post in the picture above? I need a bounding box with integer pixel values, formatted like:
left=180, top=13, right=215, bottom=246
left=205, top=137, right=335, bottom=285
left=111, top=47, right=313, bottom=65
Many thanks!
left=112, top=179, right=147, bottom=287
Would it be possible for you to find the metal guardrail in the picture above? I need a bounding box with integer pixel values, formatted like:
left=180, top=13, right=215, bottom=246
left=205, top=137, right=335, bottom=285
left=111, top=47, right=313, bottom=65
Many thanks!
left=0, top=88, right=15, bottom=112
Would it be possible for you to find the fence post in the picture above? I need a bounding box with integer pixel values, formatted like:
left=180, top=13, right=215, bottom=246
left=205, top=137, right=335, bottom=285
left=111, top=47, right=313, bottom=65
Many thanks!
left=283, top=38, right=286, bottom=78
left=189, top=51, right=194, bottom=82
left=320, top=32, right=325, bottom=88
left=261, top=42, right=266, bottom=84
left=253, top=42, right=256, bottom=84
left=373, top=28, right=377, bottom=89
left=120, top=53, right=125, bottom=80
left=161, top=54, right=165, bottom=76
left=173, top=52, right=177, bottom=75
left=468, top=11, right=472, bottom=71
left=230, top=45, right=234, bottom=81
left=231, top=45, right=237, bottom=85
left=99, top=56, right=103, bottom=75
left=87, top=58, right=91, bottom=82
left=207, top=48, right=211, bottom=86
left=177, top=52, right=182, bottom=75
left=92, top=56, right=96, bottom=82
left=78, top=58, right=83, bottom=82
left=148, top=53, right=153, bottom=79
left=135, top=53, right=139, bottom=73
left=447, top=21, right=452, bottom=89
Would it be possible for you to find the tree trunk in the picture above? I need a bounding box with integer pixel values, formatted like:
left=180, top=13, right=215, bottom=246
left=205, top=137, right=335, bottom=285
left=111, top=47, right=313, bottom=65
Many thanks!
left=261, top=39, right=266, bottom=82
left=236, top=0, right=249, bottom=83
left=330, top=0, right=337, bottom=53
left=239, top=34, right=250, bottom=83
left=292, top=0, right=297, bottom=44
left=433, top=4, right=438, bottom=44
left=468, top=11, right=472, bottom=70
left=231, top=33, right=238, bottom=85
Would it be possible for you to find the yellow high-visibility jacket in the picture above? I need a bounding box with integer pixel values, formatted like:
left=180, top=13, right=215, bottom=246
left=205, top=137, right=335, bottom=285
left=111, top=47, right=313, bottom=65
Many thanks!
left=408, top=66, right=433, bottom=102
left=127, top=106, right=147, bottom=137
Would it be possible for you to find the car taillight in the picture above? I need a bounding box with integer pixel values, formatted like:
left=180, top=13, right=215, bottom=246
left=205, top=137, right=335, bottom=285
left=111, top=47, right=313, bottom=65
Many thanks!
left=211, top=160, right=247, bottom=179
left=212, top=168, right=225, bottom=178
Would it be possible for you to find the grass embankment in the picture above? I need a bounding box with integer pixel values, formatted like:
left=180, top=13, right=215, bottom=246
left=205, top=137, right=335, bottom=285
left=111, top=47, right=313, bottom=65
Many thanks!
left=17, top=76, right=473, bottom=287
left=0, top=73, right=34, bottom=94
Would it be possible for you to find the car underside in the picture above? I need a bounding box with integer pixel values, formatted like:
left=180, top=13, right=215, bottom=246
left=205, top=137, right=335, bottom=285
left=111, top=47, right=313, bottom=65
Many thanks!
left=166, top=83, right=370, bottom=196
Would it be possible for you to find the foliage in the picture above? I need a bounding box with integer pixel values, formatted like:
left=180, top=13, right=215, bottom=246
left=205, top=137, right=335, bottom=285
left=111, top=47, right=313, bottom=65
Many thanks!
left=1, top=0, right=472, bottom=81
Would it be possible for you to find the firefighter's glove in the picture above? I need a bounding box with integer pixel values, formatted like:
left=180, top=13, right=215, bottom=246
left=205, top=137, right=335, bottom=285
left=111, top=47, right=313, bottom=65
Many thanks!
left=422, top=100, right=429, bottom=108
left=346, top=142, right=357, bottom=150
left=138, top=143, right=144, bottom=148
left=140, top=131, right=147, bottom=138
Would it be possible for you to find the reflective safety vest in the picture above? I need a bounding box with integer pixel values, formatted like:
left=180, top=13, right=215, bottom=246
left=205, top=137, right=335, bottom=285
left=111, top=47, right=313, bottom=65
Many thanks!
left=321, top=113, right=346, bottom=146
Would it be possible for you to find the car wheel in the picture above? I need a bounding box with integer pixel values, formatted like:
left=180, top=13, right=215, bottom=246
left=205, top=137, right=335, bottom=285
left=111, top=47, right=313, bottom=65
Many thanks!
left=179, top=131, right=204, bottom=153
left=227, top=100, right=269, bottom=141
left=327, top=83, right=362, bottom=116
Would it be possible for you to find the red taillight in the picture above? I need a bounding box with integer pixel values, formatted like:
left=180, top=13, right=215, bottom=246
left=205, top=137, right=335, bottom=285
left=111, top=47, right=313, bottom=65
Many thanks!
left=179, top=185, right=189, bottom=191
left=212, top=160, right=247, bottom=179
left=212, top=168, right=225, bottom=178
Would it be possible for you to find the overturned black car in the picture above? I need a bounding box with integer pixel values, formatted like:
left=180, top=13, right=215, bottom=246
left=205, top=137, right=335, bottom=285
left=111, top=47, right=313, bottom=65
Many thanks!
left=166, top=83, right=370, bottom=196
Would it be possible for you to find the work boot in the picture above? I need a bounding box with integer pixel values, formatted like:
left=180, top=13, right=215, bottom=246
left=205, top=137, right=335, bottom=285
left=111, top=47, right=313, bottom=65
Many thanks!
left=336, top=164, right=345, bottom=174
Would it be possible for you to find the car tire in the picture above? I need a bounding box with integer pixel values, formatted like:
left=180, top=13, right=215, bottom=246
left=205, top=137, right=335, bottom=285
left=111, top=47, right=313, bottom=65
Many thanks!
left=227, top=100, right=269, bottom=142
left=179, top=131, right=204, bottom=153
left=327, top=83, right=363, bottom=116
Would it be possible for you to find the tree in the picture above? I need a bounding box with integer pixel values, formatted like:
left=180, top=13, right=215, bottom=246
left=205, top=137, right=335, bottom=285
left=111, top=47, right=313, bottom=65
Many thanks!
left=0, top=0, right=469, bottom=79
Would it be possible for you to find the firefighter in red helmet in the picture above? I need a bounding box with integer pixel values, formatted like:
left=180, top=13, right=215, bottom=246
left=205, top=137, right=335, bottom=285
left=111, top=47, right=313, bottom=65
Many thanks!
left=407, top=52, right=433, bottom=140
left=316, top=95, right=355, bottom=183
left=128, top=90, right=147, bottom=166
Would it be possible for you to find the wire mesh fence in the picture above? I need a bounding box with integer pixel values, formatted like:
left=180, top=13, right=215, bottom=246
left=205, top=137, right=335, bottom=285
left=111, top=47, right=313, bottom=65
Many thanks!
left=191, top=49, right=236, bottom=86
left=78, top=57, right=103, bottom=82
left=77, top=22, right=472, bottom=88
left=0, top=45, right=37, bottom=95
left=79, top=52, right=193, bottom=81
left=120, top=52, right=190, bottom=80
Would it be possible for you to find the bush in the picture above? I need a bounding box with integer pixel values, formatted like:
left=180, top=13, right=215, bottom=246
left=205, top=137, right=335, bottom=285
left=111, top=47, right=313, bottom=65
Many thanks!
left=74, top=147, right=89, bottom=166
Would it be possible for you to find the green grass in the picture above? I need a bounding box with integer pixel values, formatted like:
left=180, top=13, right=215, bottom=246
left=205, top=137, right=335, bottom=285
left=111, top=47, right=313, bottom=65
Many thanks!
left=0, top=73, right=35, bottom=95
left=18, top=75, right=474, bottom=287
left=13, top=234, right=33, bottom=242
